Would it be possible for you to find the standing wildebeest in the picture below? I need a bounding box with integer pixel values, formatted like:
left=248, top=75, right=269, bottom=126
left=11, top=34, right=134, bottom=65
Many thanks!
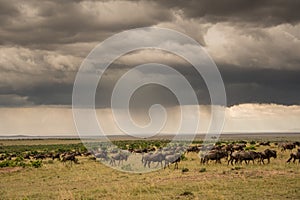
left=228, top=151, right=259, bottom=165
left=259, top=149, right=277, bottom=164
left=109, top=152, right=129, bottom=166
left=34, top=154, right=46, bottom=160
left=228, top=151, right=241, bottom=165
left=287, top=149, right=300, bottom=163
left=280, top=142, right=295, bottom=152
left=259, top=141, right=270, bottom=146
left=186, top=146, right=200, bottom=154
left=94, top=151, right=109, bottom=161
left=200, top=150, right=228, bottom=164
left=164, top=154, right=181, bottom=169
left=49, top=153, right=60, bottom=161
left=232, top=144, right=246, bottom=151
left=238, top=151, right=260, bottom=164
left=142, top=152, right=165, bottom=168
left=61, top=153, right=78, bottom=164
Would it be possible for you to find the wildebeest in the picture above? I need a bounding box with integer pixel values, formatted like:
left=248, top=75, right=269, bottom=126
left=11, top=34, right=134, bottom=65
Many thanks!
left=23, top=153, right=31, bottom=160
left=61, top=153, right=78, bottom=164
left=201, top=150, right=228, bottom=164
left=164, top=154, right=181, bottom=169
left=228, top=151, right=260, bottom=165
left=228, top=151, right=240, bottom=165
left=186, top=146, right=200, bottom=154
left=280, top=142, right=295, bottom=152
left=232, top=144, right=246, bottom=151
left=259, top=149, right=277, bottom=164
left=259, top=141, right=270, bottom=146
left=34, top=154, right=46, bottom=160
left=142, top=152, right=165, bottom=168
left=94, top=151, right=109, bottom=161
left=109, top=152, right=129, bottom=166
left=287, top=149, right=300, bottom=163
left=238, top=151, right=261, bottom=164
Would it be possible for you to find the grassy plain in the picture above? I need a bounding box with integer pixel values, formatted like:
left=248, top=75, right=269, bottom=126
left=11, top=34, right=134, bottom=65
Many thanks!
left=0, top=137, right=300, bottom=199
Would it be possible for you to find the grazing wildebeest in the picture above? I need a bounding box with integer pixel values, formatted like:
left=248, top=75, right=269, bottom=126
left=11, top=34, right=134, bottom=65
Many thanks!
left=259, top=149, right=277, bottom=164
left=142, top=152, right=165, bottom=168
left=164, top=154, right=181, bottom=169
left=201, top=150, right=228, bottom=164
left=287, top=149, right=300, bottom=163
left=109, top=152, right=129, bottom=166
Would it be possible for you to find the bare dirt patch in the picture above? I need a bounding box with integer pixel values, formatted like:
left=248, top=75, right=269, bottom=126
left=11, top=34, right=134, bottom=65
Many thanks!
left=0, top=167, right=23, bottom=173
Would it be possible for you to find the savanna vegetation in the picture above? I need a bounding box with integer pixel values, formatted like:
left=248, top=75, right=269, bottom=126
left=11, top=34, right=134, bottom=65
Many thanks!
left=0, top=137, right=300, bottom=199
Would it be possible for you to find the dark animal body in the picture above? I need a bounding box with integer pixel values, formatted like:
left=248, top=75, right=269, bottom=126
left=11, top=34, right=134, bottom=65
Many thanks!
left=287, top=149, right=300, bottom=163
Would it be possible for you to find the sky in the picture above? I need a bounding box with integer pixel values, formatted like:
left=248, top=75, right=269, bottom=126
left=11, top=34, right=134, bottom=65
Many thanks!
left=0, top=0, right=300, bottom=136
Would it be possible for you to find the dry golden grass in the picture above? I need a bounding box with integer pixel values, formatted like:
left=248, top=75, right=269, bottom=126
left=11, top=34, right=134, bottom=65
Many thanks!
left=0, top=143, right=300, bottom=199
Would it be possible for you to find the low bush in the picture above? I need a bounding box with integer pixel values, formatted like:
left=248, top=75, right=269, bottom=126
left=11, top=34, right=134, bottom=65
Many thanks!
left=182, top=168, right=189, bottom=173
left=199, top=168, right=206, bottom=173
left=245, top=145, right=256, bottom=150
left=30, top=160, right=42, bottom=168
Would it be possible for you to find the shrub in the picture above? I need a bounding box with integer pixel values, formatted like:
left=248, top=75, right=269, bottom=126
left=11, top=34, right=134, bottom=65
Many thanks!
left=0, top=160, right=11, bottom=168
left=199, top=168, right=206, bottom=173
left=180, top=191, right=194, bottom=196
left=182, top=168, right=189, bottom=173
left=245, top=145, right=256, bottom=150
left=180, top=154, right=187, bottom=161
left=31, top=160, right=42, bottom=168
left=250, top=141, right=256, bottom=145
left=215, top=141, right=222, bottom=146
left=232, top=166, right=242, bottom=170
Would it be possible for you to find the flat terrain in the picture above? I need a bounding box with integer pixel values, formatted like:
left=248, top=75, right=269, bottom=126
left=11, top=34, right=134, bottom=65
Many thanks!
left=0, top=136, right=300, bottom=199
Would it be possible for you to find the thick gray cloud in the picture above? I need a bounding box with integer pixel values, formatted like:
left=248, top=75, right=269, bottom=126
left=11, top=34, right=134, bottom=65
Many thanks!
left=0, top=0, right=299, bottom=108
left=0, top=0, right=173, bottom=48
left=156, top=0, right=300, bottom=26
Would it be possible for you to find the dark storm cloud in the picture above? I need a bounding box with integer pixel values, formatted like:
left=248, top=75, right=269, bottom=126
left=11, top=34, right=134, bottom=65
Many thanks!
left=156, top=0, right=300, bottom=26
left=0, top=0, right=299, bottom=107
left=0, top=0, right=173, bottom=48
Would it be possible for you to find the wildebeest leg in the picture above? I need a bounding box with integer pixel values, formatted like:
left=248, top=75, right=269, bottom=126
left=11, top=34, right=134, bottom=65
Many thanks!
left=267, top=158, right=270, bottom=164
left=228, top=157, right=233, bottom=165
left=174, top=162, right=178, bottom=170
left=287, top=156, right=292, bottom=163
left=232, top=159, right=235, bottom=165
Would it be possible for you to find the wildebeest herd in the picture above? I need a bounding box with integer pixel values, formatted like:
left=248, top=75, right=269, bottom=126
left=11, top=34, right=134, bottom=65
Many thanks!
left=1, top=141, right=300, bottom=169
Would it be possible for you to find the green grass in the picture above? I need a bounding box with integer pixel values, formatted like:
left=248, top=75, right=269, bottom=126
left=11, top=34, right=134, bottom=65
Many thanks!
left=0, top=140, right=299, bottom=199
